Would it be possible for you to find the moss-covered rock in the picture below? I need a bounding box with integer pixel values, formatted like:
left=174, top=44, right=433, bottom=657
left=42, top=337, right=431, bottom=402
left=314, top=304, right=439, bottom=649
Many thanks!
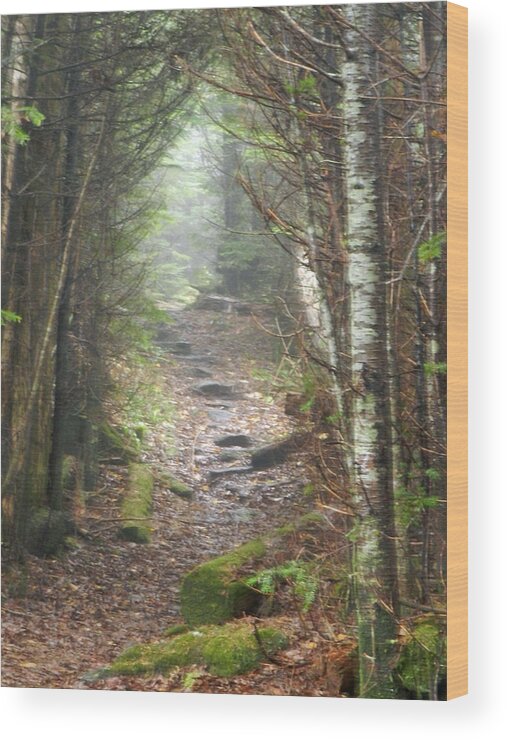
left=396, top=618, right=446, bottom=699
left=98, top=421, right=140, bottom=463
left=110, top=621, right=288, bottom=678
left=164, top=623, right=190, bottom=637
left=158, top=473, right=193, bottom=501
left=26, top=507, right=71, bottom=556
left=180, top=512, right=327, bottom=627
left=180, top=539, right=265, bottom=627
left=119, top=463, right=153, bottom=543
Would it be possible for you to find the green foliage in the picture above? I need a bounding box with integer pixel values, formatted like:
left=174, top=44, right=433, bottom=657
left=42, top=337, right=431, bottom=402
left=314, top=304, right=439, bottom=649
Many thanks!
left=424, top=361, right=447, bottom=376
left=182, top=668, right=204, bottom=690
left=269, top=224, right=292, bottom=237
left=345, top=520, right=361, bottom=543
left=1, top=104, right=45, bottom=145
left=150, top=250, right=199, bottom=306
left=246, top=560, right=318, bottom=612
left=394, top=485, right=439, bottom=529
left=302, top=482, right=314, bottom=498
left=299, top=373, right=317, bottom=412
left=251, top=363, right=316, bottom=408
left=325, top=411, right=342, bottom=426
left=1, top=309, right=22, bottom=325
left=418, top=232, right=446, bottom=263
left=425, top=467, right=441, bottom=482
left=396, top=620, right=446, bottom=699
left=180, top=513, right=326, bottom=626
left=283, top=74, right=317, bottom=98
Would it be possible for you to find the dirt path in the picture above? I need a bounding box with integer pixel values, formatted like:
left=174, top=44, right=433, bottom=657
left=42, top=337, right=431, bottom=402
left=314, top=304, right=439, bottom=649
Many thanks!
left=1, top=305, right=312, bottom=689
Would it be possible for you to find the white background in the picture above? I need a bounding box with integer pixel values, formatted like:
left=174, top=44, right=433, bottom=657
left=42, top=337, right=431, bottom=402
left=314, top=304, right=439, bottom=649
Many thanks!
left=1, top=0, right=505, bottom=738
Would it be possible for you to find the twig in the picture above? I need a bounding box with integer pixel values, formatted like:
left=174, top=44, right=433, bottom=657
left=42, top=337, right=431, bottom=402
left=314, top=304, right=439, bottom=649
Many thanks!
left=400, top=599, right=446, bottom=616
left=252, top=620, right=286, bottom=666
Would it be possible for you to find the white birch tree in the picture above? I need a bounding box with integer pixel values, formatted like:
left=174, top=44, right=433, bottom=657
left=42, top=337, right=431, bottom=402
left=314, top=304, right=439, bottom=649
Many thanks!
left=342, top=3, right=399, bottom=699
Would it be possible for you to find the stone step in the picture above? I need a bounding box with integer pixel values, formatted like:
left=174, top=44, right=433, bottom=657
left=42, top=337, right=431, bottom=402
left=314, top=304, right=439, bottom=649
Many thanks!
left=193, top=381, right=234, bottom=399
left=208, top=466, right=253, bottom=482
left=187, top=367, right=213, bottom=378
left=214, top=434, right=255, bottom=448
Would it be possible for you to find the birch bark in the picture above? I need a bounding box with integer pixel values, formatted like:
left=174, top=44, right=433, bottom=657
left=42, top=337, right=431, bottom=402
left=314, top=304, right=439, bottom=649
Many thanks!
left=342, top=3, right=399, bottom=698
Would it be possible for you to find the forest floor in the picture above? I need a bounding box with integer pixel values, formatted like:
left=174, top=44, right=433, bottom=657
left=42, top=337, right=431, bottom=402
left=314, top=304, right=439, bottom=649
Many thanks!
left=1, top=304, right=350, bottom=695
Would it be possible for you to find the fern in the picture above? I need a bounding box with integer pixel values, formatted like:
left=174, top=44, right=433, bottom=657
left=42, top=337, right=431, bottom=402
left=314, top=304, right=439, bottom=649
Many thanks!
left=246, top=560, right=318, bottom=612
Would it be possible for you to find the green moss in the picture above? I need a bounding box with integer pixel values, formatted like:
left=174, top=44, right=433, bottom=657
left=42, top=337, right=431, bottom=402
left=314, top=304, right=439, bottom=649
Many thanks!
left=158, top=473, right=193, bottom=500
left=182, top=668, right=204, bottom=691
left=397, top=619, right=446, bottom=699
left=180, top=539, right=267, bottom=626
left=180, top=513, right=328, bottom=627
left=202, top=625, right=287, bottom=676
left=110, top=622, right=288, bottom=678
left=111, top=643, right=162, bottom=676
left=99, top=421, right=139, bottom=463
left=133, top=424, right=146, bottom=443
left=119, top=463, right=153, bottom=544
left=26, top=507, right=70, bottom=556
left=164, top=623, right=189, bottom=637
left=64, top=536, right=80, bottom=550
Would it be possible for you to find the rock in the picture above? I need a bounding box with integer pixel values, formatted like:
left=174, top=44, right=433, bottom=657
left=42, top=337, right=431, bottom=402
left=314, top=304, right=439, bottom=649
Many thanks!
left=158, top=473, right=193, bottom=501
left=109, top=621, right=288, bottom=678
left=214, top=434, right=255, bottom=448
left=168, top=341, right=192, bottom=355
left=179, top=512, right=327, bottom=626
left=224, top=483, right=240, bottom=493
left=205, top=400, right=234, bottom=408
left=207, top=409, right=233, bottom=424
left=119, top=463, right=153, bottom=543
left=209, top=466, right=253, bottom=481
left=218, top=450, right=246, bottom=463
left=194, top=294, right=251, bottom=314
left=180, top=354, right=214, bottom=364
left=251, top=433, right=309, bottom=470
left=193, top=381, right=234, bottom=399
left=27, top=508, right=72, bottom=556
left=80, top=667, right=112, bottom=684
left=231, top=507, right=254, bottom=523
left=180, top=539, right=265, bottom=626
left=155, top=324, right=179, bottom=343
left=98, top=421, right=140, bottom=464
left=187, top=367, right=213, bottom=378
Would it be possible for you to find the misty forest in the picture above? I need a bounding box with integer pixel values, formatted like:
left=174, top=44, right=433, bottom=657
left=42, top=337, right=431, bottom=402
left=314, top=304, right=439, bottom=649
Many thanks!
left=1, top=3, right=447, bottom=699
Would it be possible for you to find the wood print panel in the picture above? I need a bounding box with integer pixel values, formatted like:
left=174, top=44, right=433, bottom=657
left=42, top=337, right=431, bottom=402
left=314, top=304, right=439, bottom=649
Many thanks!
left=447, top=1, right=468, bottom=701
left=1, top=1, right=468, bottom=700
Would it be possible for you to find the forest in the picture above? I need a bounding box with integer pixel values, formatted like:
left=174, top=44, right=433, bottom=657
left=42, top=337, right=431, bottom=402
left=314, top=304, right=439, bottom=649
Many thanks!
left=1, top=2, right=447, bottom=700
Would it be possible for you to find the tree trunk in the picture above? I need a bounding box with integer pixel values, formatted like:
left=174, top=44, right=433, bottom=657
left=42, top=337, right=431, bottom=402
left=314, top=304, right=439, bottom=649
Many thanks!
left=342, top=3, right=399, bottom=699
